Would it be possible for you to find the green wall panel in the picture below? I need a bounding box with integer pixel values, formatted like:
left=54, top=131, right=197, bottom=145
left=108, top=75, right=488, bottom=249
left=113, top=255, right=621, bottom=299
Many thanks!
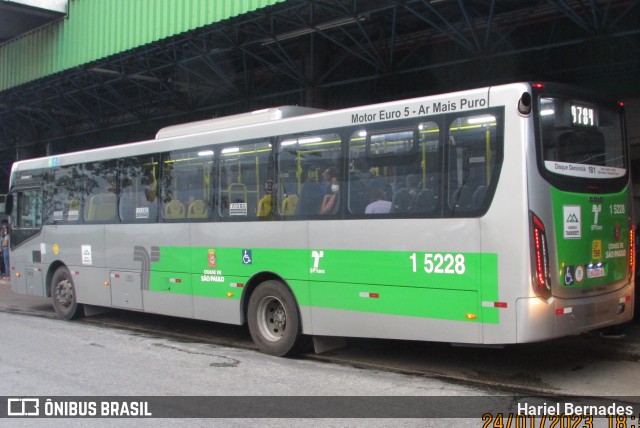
left=0, top=0, right=285, bottom=91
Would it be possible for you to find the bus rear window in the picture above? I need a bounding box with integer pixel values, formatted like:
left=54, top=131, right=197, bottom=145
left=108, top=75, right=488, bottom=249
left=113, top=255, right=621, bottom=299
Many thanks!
left=539, top=97, right=626, bottom=179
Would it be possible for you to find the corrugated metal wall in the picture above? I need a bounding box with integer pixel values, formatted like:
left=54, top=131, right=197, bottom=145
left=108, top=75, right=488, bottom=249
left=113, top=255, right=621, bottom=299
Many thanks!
left=0, top=0, right=284, bottom=91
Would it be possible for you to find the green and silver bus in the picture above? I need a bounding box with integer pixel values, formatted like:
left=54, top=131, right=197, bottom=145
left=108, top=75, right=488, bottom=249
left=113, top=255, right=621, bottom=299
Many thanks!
left=6, top=82, right=634, bottom=356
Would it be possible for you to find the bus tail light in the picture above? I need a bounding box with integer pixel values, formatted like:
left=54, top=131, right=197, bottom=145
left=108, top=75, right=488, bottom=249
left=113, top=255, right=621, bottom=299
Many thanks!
left=531, top=212, right=551, bottom=299
left=629, top=221, right=635, bottom=281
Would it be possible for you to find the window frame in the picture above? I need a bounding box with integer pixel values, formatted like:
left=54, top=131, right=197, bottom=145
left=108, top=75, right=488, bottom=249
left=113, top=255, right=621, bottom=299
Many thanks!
left=10, top=187, right=44, bottom=248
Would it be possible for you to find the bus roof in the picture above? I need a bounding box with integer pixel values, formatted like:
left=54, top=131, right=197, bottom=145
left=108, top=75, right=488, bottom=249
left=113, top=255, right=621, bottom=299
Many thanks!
left=155, top=106, right=325, bottom=139
left=10, top=83, right=537, bottom=177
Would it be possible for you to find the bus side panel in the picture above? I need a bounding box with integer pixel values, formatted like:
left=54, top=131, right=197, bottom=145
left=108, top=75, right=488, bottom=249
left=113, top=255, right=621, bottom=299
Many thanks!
left=42, top=224, right=111, bottom=307
left=188, top=222, right=310, bottom=328
left=105, top=223, right=193, bottom=315
left=309, top=303, right=480, bottom=342
left=143, top=289, right=193, bottom=318
left=307, top=218, right=483, bottom=343
left=10, top=232, right=44, bottom=296
left=145, top=238, right=193, bottom=318
left=64, top=265, right=112, bottom=307
left=191, top=275, right=242, bottom=324
left=7, top=223, right=110, bottom=305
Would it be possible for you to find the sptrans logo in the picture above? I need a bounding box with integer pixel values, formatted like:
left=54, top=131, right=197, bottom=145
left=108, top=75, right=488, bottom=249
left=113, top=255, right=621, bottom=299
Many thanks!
left=563, top=205, right=581, bottom=239
left=310, top=250, right=325, bottom=274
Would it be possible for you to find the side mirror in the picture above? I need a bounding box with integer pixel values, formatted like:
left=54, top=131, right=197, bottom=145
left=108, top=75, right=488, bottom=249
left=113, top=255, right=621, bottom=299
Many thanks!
left=518, top=92, right=532, bottom=116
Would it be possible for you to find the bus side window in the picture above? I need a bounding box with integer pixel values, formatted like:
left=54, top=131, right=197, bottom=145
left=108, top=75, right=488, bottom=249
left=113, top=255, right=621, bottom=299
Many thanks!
left=295, top=170, right=322, bottom=215
left=83, top=160, right=118, bottom=223
left=277, top=132, right=343, bottom=218
left=48, top=164, right=83, bottom=224
left=447, top=112, right=501, bottom=215
left=219, top=140, right=273, bottom=220
left=119, top=156, right=159, bottom=223
left=162, top=148, right=214, bottom=222
left=347, top=158, right=371, bottom=215
left=349, top=120, right=441, bottom=217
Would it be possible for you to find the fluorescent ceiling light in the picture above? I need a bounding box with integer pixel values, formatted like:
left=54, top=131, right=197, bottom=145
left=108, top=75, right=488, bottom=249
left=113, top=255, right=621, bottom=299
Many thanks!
left=281, top=137, right=322, bottom=146
left=299, top=137, right=322, bottom=144
left=467, top=115, right=495, bottom=124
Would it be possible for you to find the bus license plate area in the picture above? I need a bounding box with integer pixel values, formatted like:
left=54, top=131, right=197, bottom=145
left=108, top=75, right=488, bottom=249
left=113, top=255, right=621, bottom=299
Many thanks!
left=586, top=265, right=605, bottom=279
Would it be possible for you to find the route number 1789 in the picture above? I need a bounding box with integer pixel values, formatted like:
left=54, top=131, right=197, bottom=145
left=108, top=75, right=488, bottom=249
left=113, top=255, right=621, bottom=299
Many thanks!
left=409, top=253, right=466, bottom=275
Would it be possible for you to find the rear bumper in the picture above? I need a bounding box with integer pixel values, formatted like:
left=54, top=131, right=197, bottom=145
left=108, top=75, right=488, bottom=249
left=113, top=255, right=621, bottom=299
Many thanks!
left=516, top=282, right=634, bottom=343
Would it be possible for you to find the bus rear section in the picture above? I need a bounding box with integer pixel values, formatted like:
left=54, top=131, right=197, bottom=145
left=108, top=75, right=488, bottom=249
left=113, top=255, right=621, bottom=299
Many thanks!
left=519, top=84, right=634, bottom=342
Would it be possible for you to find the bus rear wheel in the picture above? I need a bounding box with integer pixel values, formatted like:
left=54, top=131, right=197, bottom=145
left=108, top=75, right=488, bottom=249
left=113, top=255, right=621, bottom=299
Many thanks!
left=248, top=280, right=304, bottom=356
left=51, top=266, right=82, bottom=320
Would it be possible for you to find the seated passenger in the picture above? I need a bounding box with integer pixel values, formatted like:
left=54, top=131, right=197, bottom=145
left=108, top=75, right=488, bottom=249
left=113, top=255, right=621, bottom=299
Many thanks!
left=405, top=174, right=420, bottom=198
left=365, top=187, right=392, bottom=214
left=320, top=177, right=340, bottom=215
left=320, top=167, right=337, bottom=195
left=392, top=188, right=413, bottom=212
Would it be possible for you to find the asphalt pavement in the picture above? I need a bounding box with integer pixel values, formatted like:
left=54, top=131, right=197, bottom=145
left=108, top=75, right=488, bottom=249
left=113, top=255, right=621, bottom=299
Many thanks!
left=2, top=278, right=639, bottom=398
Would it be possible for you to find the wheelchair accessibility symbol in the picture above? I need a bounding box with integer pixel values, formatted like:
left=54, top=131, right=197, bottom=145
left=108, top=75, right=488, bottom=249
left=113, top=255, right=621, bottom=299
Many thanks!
left=242, top=249, right=252, bottom=265
left=564, top=265, right=575, bottom=285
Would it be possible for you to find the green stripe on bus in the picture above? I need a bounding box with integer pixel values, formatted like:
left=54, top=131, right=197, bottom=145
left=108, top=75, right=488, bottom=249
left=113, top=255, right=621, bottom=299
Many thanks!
left=148, top=247, right=500, bottom=323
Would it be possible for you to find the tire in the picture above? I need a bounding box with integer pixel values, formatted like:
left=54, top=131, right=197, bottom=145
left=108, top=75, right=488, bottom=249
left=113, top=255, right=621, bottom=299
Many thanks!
left=247, top=280, right=305, bottom=356
left=51, top=266, right=83, bottom=320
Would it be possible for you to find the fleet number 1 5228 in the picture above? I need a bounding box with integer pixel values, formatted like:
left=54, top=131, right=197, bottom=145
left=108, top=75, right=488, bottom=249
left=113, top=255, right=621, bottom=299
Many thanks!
left=409, top=253, right=466, bottom=275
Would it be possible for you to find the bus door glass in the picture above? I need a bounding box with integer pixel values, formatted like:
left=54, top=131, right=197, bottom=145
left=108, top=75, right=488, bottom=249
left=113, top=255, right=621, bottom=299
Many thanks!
left=11, top=188, right=43, bottom=247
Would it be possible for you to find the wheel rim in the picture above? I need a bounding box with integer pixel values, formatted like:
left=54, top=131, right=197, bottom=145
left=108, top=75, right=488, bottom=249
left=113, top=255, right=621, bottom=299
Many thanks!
left=256, top=295, right=287, bottom=342
left=54, top=278, right=74, bottom=309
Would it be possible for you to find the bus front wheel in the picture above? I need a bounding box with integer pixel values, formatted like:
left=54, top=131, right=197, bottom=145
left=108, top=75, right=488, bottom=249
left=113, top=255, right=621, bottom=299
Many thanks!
left=247, top=280, right=304, bottom=356
left=51, top=266, right=82, bottom=320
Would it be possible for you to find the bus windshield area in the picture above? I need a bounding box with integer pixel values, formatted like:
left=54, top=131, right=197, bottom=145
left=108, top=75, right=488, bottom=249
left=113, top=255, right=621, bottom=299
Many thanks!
left=539, top=97, right=626, bottom=181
